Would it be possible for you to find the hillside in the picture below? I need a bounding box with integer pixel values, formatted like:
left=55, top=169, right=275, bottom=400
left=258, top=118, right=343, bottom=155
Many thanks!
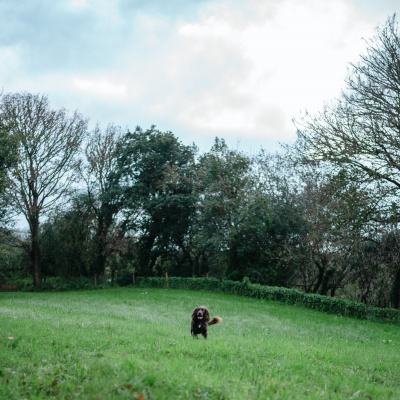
left=0, top=288, right=399, bottom=399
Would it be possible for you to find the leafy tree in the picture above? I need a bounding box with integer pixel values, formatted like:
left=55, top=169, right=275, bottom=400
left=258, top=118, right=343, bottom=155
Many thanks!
left=253, top=152, right=307, bottom=286
left=0, top=92, right=88, bottom=287
left=115, top=126, right=196, bottom=276
left=79, top=124, right=122, bottom=276
left=193, top=143, right=303, bottom=285
left=0, top=232, right=27, bottom=283
left=40, top=195, right=95, bottom=279
left=193, top=138, right=254, bottom=278
left=224, top=196, right=275, bottom=284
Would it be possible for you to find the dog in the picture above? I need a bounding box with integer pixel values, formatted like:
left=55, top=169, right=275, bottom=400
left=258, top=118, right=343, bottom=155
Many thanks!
left=191, top=306, right=222, bottom=338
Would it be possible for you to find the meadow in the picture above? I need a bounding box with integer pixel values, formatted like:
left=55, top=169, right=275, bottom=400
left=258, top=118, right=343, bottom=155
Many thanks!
left=0, top=288, right=399, bottom=399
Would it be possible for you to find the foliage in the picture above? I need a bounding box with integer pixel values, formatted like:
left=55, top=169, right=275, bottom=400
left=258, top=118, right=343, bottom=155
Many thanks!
left=252, top=152, right=307, bottom=286
left=192, top=140, right=299, bottom=286
left=0, top=238, right=27, bottom=283
left=193, top=138, right=256, bottom=278
left=17, top=276, right=110, bottom=292
left=0, top=121, right=18, bottom=192
left=79, top=124, right=124, bottom=276
left=39, top=196, right=96, bottom=279
left=0, top=122, right=19, bottom=226
left=115, top=126, right=197, bottom=276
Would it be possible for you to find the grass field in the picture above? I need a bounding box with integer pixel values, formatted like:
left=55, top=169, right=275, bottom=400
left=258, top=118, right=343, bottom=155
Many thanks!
left=0, top=288, right=399, bottom=399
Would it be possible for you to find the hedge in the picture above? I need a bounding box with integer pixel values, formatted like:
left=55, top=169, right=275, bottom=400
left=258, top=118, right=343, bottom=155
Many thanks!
left=135, top=276, right=400, bottom=325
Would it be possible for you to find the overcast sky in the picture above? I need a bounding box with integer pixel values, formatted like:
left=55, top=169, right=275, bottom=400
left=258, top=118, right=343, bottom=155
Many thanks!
left=1, top=0, right=399, bottom=154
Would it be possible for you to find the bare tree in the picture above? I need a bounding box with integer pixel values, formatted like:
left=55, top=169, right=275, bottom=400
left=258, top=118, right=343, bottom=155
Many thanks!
left=294, top=15, right=400, bottom=306
left=295, top=15, right=400, bottom=196
left=1, top=92, right=88, bottom=287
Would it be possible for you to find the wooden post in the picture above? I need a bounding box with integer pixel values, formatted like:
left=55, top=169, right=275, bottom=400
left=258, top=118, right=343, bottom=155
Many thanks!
left=94, top=274, right=97, bottom=289
left=166, top=272, right=169, bottom=289
left=133, top=274, right=136, bottom=286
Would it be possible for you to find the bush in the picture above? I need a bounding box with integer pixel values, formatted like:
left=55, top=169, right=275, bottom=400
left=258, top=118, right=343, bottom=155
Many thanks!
left=135, top=276, right=400, bottom=325
left=18, top=276, right=111, bottom=292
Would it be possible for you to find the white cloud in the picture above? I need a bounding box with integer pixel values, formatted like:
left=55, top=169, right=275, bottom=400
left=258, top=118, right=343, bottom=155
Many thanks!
left=73, top=78, right=127, bottom=100
left=0, top=0, right=395, bottom=152
left=117, top=0, right=375, bottom=145
left=68, top=0, right=89, bottom=10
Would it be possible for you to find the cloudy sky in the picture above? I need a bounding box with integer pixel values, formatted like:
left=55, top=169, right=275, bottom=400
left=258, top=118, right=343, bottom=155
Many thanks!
left=1, top=0, right=399, bottom=153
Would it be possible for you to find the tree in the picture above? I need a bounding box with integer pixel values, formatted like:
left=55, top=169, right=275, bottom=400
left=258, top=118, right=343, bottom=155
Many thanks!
left=296, top=170, right=372, bottom=295
left=1, top=92, right=88, bottom=287
left=253, top=151, right=308, bottom=286
left=295, top=15, right=400, bottom=197
left=294, top=15, right=400, bottom=306
left=40, top=195, right=95, bottom=279
left=115, top=126, right=196, bottom=276
left=79, top=124, right=122, bottom=277
left=193, top=143, right=301, bottom=285
left=194, top=138, right=256, bottom=278
left=0, top=231, right=27, bottom=283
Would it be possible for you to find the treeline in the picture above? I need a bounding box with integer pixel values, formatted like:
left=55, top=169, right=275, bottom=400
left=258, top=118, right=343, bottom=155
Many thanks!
left=1, top=15, right=400, bottom=309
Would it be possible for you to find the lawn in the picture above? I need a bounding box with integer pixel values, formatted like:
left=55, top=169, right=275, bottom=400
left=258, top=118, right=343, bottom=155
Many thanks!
left=0, top=287, right=399, bottom=399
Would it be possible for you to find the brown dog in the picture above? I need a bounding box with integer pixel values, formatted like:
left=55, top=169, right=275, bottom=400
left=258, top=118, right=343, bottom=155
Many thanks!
left=191, top=306, right=222, bottom=338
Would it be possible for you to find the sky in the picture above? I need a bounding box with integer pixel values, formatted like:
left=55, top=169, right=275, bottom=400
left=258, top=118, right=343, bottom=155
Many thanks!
left=1, top=0, right=399, bottom=154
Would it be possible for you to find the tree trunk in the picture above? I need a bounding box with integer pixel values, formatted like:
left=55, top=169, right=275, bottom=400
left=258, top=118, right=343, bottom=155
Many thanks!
left=320, top=269, right=334, bottom=296
left=94, top=212, right=112, bottom=276
left=312, top=264, right=324, bottom=294
left=312, top=254, right=330, bottom=294
left=138, top=231, right=157, bottom=275
left=391, top=266, right=400, bottom=309
left=95, top=237, right=107, bottom=276
left=31, top=215, right=42, bottom=287
left=111, top=267, right=116, bottom=287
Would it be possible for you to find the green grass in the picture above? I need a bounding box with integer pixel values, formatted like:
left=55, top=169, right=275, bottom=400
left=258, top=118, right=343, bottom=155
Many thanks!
left=0, top=288, right=399, bottom=399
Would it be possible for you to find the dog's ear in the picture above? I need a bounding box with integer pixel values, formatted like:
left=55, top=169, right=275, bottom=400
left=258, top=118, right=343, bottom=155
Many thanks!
left=204, top=308, right=210, bottom=322
left=192, top=308, right=198, bottom=320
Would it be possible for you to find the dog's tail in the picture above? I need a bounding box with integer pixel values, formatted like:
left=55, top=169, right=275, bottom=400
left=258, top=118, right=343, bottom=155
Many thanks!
left=208, top=317, right=222, bottom=326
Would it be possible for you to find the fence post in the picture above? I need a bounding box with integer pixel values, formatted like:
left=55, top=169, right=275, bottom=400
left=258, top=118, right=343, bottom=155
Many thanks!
left=94, top=274, right=97, bottom=289
left=133, top=274, right=135, bottom=286
left=166, top=272, right=169, bottom=289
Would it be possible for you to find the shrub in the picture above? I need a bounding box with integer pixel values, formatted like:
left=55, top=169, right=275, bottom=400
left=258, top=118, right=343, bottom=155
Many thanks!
left=135, top=276, right=400, bottom=325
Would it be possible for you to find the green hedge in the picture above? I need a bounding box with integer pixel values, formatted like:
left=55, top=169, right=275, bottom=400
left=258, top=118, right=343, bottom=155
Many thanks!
left=135, top=276, right=400, bottom=325
left=14, top=277, right=110, bottom=292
